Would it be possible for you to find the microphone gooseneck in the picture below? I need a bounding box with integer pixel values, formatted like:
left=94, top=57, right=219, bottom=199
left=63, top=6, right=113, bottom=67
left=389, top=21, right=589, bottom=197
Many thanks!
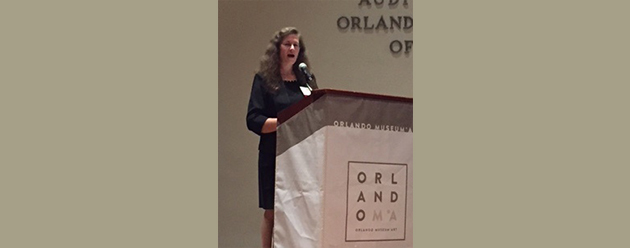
left=298, top=63, right=313, bottom=91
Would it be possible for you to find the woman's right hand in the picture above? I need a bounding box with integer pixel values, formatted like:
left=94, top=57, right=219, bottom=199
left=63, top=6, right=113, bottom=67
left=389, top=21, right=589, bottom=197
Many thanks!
left=261, top=118, right=277, bottom=133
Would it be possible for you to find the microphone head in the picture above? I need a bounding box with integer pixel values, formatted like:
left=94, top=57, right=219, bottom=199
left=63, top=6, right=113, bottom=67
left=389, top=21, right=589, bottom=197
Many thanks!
left=298, top=62, right=308, bottom=70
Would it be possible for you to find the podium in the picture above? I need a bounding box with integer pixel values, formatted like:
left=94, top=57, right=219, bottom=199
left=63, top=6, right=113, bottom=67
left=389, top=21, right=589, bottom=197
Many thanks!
left=274, top=89, right=413, bottom=248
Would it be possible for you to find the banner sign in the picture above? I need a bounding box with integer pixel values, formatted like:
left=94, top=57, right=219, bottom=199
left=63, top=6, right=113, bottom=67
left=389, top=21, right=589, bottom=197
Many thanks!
left=275, top=91, right=412, bottom=248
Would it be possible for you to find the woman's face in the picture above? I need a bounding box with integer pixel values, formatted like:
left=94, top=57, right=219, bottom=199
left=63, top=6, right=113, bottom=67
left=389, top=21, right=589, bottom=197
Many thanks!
left=279, top=34, right=300, bottom=66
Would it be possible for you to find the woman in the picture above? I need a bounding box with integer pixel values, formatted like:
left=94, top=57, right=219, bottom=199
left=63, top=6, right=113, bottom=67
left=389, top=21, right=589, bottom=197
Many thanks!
left=246, top=27, right=318, bottom=248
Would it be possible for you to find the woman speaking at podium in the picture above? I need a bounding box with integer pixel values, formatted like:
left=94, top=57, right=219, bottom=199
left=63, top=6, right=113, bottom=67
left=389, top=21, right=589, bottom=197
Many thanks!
left=246, top=27, right=318, bottom=248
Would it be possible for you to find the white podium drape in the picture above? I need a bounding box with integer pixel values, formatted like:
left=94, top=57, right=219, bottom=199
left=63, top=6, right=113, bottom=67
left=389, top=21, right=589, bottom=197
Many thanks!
left=275, top=90, right=412, bottom=248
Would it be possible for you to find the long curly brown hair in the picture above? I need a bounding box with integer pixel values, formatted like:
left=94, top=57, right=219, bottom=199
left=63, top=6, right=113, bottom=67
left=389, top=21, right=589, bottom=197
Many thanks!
left=257, top=27, right=318, bottom=92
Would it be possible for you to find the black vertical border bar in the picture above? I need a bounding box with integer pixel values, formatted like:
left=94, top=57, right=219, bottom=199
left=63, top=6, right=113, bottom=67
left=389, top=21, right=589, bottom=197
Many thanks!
left=345, top=161, right=351, bottom=242
left=404, top=163, right=408, bottom=240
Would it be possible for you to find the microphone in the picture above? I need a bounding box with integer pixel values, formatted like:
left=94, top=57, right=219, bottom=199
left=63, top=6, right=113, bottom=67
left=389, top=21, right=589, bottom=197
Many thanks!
left=298, top=63, right=314, bottom=91
left=298, top=62, right=314, bottom=81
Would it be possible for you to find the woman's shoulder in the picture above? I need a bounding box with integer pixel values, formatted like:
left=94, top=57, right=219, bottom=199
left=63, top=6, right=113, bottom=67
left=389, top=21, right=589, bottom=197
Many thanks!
left=251, top=73, right=273, bottom=94
left=252, top=73, right=265, bottom=85
left=254, top=73, right=263, bottom=80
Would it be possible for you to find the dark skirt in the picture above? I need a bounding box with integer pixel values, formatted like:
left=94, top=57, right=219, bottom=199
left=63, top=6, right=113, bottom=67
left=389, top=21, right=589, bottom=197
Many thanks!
left=258, top=152, right=276, bottom=210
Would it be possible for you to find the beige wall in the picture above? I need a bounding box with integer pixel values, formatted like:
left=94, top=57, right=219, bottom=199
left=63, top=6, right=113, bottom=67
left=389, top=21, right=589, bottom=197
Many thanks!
left=219, top=1, right=412, bottom=247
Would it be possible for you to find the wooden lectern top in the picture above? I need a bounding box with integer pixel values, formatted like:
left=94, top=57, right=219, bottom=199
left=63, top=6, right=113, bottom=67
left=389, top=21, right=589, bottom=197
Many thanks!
left=278, top=89, right=412, bottom=124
